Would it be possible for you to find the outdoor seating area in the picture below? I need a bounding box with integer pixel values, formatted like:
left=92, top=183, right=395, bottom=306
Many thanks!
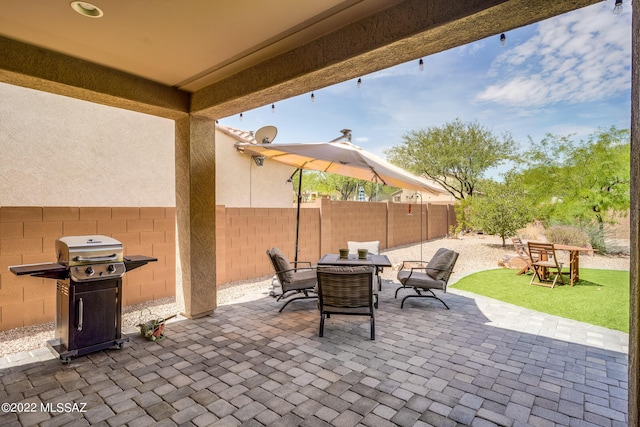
left=0, top=277, right=628, bottom=426
left=510, top=237, right=596, bottom=287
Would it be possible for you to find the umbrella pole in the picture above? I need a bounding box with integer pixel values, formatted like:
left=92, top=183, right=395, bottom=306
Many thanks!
left=294, top=168, right=303, bottom=265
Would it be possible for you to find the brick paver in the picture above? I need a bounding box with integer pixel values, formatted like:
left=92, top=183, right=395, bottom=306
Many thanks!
left=0, top=281, right=628, bottom=425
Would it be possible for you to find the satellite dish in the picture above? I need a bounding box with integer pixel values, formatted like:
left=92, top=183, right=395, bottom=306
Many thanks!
left=255, top=126, right=277, bottom=144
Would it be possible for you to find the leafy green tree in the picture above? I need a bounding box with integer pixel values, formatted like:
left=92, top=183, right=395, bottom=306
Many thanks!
left=470, top=172, right=532, bottom=247
left=291, top=170, right=324, bottom=202
left=292, top=171, right=393, bottom=201
left=361, top=181, right=398, bottom=201
left=385, top=118, right=517, bottom=200
left=321, top=174, right=359, bottom=200
left=518, top=127, right=630, bottom=231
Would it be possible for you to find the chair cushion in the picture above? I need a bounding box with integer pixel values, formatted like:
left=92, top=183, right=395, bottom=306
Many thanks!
left=286, top=268, right=317, bottom=291
left=426, top=248, right=456, bottom=280
left=270, top=247, right=293, bottom=282
left=397, top=270, right=445, bottom=290
left=347, top=241, right=380, bottom=255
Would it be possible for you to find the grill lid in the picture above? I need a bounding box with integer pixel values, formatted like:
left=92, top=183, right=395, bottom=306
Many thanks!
left=56, top=235, right=124, bottom=266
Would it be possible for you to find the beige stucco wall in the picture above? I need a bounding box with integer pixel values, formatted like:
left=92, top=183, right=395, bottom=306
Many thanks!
left=0, top=82, right=175, bottom=207
left=215, top=130, right=294, bottom=208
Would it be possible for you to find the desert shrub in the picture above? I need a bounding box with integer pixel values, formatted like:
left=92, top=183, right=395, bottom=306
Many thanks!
left=581, top=224, right=619, bottom=254
left=545, top=225, right=590, bottom=248
left=517, top=221, right=545, bottom=241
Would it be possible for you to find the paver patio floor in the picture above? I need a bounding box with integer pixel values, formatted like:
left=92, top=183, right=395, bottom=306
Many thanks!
left=0, top=282, right=629, bottom=426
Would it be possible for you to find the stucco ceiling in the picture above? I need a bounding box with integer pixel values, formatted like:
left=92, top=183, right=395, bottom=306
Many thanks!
left=0, top=0, right=402, bottom=92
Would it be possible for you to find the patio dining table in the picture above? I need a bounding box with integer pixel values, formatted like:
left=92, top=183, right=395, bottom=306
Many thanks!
left=317, top=253, right=392, bottom=268
left=317, top=253, right=392, bottom=291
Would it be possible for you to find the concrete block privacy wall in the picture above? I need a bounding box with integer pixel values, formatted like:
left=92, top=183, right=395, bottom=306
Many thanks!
left=0, top=206, right=176, bottom=331
left=1, top=201, right=454, bottom=331
left=216, top=199, right=455, bottom=285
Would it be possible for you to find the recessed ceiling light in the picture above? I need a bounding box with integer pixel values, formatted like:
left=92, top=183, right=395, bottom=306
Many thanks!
left=70, top=1, right=104, bottom=18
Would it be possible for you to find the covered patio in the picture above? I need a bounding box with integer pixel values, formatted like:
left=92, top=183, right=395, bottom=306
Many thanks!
left=0, top=284, right=628, bottom=426
left=0, top=0, right=638, bottom=424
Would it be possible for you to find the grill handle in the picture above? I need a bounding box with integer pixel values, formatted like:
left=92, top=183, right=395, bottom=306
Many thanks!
left=77, top=298, right=83, bottom=331
left=73, top=254, right=119, bottom=262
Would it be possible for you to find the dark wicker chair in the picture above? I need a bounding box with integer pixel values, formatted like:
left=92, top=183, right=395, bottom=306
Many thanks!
left=316, top=266, right=376, bottom=340
left=267, top=247, right=317, bottom=312
left=395, top=248, right=459, bottom=309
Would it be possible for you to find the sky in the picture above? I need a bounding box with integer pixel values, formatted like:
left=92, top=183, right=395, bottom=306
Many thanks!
left=218, top=1, right=632, bottom=178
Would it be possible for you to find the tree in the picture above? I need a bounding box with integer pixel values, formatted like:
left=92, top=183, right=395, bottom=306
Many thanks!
left=322, top=175, right=360, bottom=200
left=385, top=118, right=517, bottom=200
left=361, top=181, right=398, bottom=201
left=518, top=127, right=630, bottom=231
left=291, top=170, right=324, bottom=202
left=470, top=172, right=532, bottom=247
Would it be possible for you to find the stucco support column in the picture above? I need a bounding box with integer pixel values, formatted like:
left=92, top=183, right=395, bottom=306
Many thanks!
left=630, top=3, right=639, bottom=425
left=175, top=115, right=217, bottom=318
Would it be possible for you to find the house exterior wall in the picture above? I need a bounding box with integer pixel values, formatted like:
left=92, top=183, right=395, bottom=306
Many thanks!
left=215, top=130, right=295, bottom=208
left=0, top=82, right=175, bottom=207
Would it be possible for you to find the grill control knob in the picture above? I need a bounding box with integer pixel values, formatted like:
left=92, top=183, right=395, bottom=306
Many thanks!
left=85, top=266, right=94, bottom=276
left=107, top=264, right=116, bottom=273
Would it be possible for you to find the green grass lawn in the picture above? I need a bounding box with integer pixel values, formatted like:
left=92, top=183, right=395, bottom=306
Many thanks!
left=450, top=268, right=630, bottom=333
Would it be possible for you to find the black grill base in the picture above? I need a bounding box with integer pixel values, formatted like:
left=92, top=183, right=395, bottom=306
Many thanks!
left=46, top=337, right=129, bottom=364
left=52, top=278, right=126, bottom=363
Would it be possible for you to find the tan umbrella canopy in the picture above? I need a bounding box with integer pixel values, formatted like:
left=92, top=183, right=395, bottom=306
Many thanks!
left=235, top=132, right=445, bottom=262
left=235, top=139, right=443, bottom=194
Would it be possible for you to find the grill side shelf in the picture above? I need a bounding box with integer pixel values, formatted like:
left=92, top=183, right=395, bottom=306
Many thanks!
left=124, top=255, right=158, bottom=272
left=9, top=263, right=69, bottom=279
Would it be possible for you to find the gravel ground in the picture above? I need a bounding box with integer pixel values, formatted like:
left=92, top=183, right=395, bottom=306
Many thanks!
left=0, top=235, right=629, bottom=357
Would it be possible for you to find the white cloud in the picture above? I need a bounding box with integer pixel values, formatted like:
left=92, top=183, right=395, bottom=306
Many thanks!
left=475, top=3, right=631, bottom=108
left=458, top=40, right=486, bottom=56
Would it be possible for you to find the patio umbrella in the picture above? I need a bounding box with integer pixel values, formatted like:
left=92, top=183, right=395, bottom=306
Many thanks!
left=236, top=139, right=442, bottom=193
left=235, top=138, right=445, bottom=262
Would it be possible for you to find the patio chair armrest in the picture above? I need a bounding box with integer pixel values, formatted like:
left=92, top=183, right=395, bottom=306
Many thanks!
left=400, top=260, right=426, bottom=270
left=292, top=260, right=313, bottom=268
left=406, top=266, right=455, bottom=281
left=276, top=266, right=316, bottom=275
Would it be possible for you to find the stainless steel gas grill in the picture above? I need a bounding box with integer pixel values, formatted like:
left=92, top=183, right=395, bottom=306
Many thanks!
left=10, top=235, right=157, bottom=363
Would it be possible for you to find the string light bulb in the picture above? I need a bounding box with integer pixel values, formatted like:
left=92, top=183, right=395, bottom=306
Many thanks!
left=613, top=0, right=623, bottom=14
left=239, top=112, right=243, bottom=121
left=311, top=92, right=315, bottom=102
left=271, top=104, right=275, bottom=113
left=500, top=33, right=507, bottom=47
left=357, top=78, right=362, bottom=88
left=419, top=58, right=424, bottom=71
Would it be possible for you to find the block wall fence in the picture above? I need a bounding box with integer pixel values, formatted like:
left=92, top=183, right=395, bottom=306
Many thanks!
left=0, top=200, right=455, bottom=331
